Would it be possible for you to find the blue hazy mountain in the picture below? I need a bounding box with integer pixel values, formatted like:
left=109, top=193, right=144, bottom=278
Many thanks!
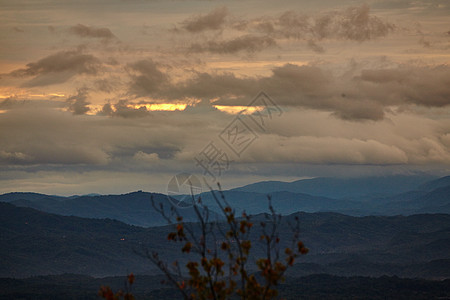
left=3, top=191, right=218, bottom=227
left=0, top=192, right=66, bottom=202
left=195, top=175, right=450, bottom=216
left=195, top=190, right=364, bottom=215
left=1, top=175, right=449, bottom=224
left=231, top=175, right=437, bottom=199
left=418, top=175, right=450, bottom=192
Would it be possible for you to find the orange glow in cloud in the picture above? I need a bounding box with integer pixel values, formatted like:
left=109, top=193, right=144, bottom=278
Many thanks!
left=0, top=91, right=66, bottom=100
left=85, top=105, right=104, bottom=115
left=214, top=105, right=265, bottom=114
left=83, top=103, right=189, bottom=115
left=29, top=93, right=66, bottom=98
left=133, top=103, right=187, bottom=111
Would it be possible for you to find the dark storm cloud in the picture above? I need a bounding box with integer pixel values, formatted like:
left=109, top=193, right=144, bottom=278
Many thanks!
left=66, top=88, right=91, bottom=115
left=224, top=4, right=395, bottom=53
left=176, top=5, right=395, bottom=55
left=188, top=35, right=276, bottom=54
left=181, top=4, right=394, bottom=41
left=160, top=64, right=380, bottom=120
left=127, top=59, right=169, bottom=97
left=310, top=5, right=395, bottom=41
left=257, top=64, right=388, bottom=121
left=180, top=6, right=228, bottom=33
left=11, top=50, right=100, bottom=77
left=251, top=63, right=449, bottom=120
left=9, top=50, right=101, bottom=87
left=0, top=98, right=63, bottom=111
left=167, top=71, right=258, bottom=101
left=356, top=66, right=450, bottom=107
left=94, top=78, right=117, bottom=93
left=125, top=59, right=450, bottom=121
left=69, top=24, right=116, bottom=40
left=306, top=40, right=325, bottom=53
left=373, top=0, right=450, bottom=12
left=150, top=63, right=450, bottom=121
left=99, top=100, right=150, bottom=118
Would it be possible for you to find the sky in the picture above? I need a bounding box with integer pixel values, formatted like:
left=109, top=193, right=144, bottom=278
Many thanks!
left=0, top=0, right=449, bottom=196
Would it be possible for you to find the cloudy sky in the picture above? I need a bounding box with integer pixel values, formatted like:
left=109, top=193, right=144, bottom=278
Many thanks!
left=0, top=0, right=449, bottom=195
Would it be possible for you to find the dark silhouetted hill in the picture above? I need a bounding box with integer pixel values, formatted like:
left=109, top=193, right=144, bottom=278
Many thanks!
left=1, top=202, right=449, bottom=278
left=1, top=273, right=449, bottom=300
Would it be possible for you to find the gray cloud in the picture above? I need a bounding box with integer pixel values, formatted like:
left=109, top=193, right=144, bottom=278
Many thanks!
left=94, top=79, right=116, bottom=93
left=68, top=58, right=450, bottom=121
left=11, top=50, right=100, bottom=77
left=165, top=71, right=258, bottom=102
left=0, top=150, right=32, bottom=164
left=1, top=0, right=449, bottom=195
left=180, top=6, right=228, bottom=33
left=356, top=65, right=450, bottom=107
left=0, top=98, right=64, bottom=111
left=1, top=99, right=449, bottom=181
left=244, top=135, right=410, bottom=165
left=307, top=40, right=325, bottom=53
left=245, top=122, right=450, bottom=166
left=99, top=100, right=150, bottom=118
left=229, top=5, right=395, bottom=52
left=66, top=88, right=91, bottom=115
left=372, top=0, right=450, bottom=12
left=175, top=5, right=395, bottom=56
left=0, top=101, right=190, bottom=167
left=69, top=24, right=116, bottom=40
left=188, top=35, right=276, bottom=54
left=140, top=62, right=450, bottom=121
left=311, top=5, right=395, bottom=41
left=258, top=63, right=449, bottom=120
left=9, top=50, right=101, bottom=87
left=127, top=59, right=169, bottom=97
left=0, top=106, right=110, bottom=166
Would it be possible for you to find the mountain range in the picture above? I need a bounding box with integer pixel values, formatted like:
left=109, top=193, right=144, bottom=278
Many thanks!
left=1, top=175, right=449, bottom=225
left=1, top=174, right=450, bottom=298
left=0, top=191, right=212, bottom=227
left=1, top=201, right=449, bottom=279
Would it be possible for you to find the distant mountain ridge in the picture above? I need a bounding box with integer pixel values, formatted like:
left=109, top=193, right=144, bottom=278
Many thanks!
left=0, top=192, right=66, bottom=202
left=1, top=191, right=218, bottom=227
left=1, top=174, right=449, bottom=225
left=197, top=174, right=450, bottom=216
left=231, top=175, right=437, bottom=199
left=418, top=175, right=450, bottom=192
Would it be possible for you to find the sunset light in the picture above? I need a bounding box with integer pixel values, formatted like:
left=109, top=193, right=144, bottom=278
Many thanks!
left=1, top=0, right=449, bottom=298
left=213, top=105, right=265, bottom=114
left=132, top=103, right=187, bottom=111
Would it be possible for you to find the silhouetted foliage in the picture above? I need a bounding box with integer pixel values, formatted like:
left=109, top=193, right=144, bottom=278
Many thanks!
left=101, top=186, right=308, bottom=299
left=99, top=273, right=135, bottom=300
